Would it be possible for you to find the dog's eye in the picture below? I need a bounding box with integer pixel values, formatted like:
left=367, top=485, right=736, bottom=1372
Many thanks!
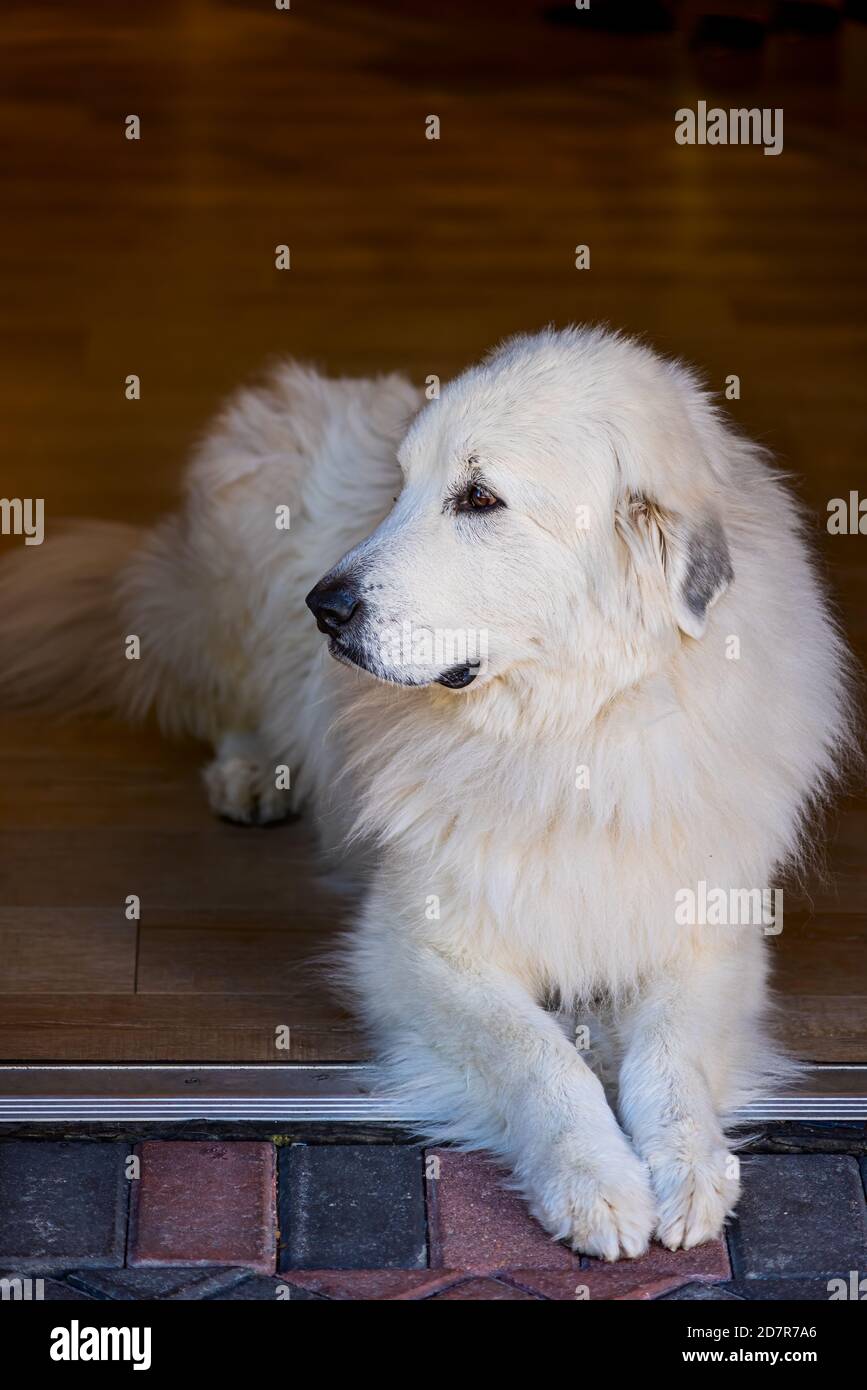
left=455, top=483, right=503, bottom=513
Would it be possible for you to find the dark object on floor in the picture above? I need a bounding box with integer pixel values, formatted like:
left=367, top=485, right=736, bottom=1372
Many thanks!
left=543, top=1, right=676, bottom=34
left=690, top=13, right=769, bottom=50
left=774, top=2, right=843, bottom=35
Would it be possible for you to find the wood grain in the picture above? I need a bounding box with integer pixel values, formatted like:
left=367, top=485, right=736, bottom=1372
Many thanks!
left=0, top=995, right=358, bottom=1063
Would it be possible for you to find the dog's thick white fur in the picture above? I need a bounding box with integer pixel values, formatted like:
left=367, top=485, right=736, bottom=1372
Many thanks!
left=1, top=326, right=852, bottom=1259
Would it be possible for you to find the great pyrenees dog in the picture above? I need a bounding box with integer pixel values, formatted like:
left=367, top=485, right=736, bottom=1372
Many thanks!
left=1, top=326, right=852, bottom=1259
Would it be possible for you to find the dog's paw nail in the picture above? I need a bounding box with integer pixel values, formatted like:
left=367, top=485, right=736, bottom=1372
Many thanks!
left=532, top=1145, right=656, bottom=1261
left=650, top=1148, right=739, bottom=1251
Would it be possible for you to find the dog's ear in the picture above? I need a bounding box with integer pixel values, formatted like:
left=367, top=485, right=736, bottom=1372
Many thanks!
left=616, top=492, right=733, bottom=639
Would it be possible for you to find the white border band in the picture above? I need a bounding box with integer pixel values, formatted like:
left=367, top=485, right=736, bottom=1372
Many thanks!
left=1, top=1063, right=865, bottom=1123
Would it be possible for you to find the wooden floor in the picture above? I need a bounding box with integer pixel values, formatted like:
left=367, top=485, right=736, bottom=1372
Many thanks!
left=1, top=1, right=865, bottom=1061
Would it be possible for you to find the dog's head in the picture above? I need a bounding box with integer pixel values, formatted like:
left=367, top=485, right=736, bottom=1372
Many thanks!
left=306, top=327, right=735, bottom=694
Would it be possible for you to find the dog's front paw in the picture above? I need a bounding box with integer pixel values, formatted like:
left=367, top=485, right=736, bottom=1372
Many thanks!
left=527, top=1139, right=656, bottom=1262
left=202, top=756, right=291, bottom=826
left=648, top=1145, right=740, bottom=1251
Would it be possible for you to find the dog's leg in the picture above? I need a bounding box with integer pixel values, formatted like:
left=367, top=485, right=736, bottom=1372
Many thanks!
left=616, top=942, right=756, bottom=1250
left=351, top=912, right=656, bottom=1260
left=202, top=731, right=293, bottom=826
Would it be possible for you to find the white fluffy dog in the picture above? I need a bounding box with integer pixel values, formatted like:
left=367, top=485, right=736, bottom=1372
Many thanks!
left=1, top=326, right=852, bottom=1258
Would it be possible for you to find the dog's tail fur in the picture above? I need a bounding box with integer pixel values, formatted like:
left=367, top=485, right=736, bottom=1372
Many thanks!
left=0, top=520, right=142, bottom=718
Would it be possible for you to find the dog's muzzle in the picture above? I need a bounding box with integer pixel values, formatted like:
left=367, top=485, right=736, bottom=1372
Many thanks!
left=305, top=578, right=362, bottom=638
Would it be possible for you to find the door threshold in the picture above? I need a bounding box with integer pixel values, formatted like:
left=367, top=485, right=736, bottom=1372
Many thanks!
left=0, top=1062, right=866, bottom=1123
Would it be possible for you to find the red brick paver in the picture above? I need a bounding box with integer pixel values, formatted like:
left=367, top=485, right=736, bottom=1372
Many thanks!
left=505, top=1238, right=731, bottom=1300
left=425, top=1146, right=730, bottom=1298
left=427, top=1276, right=542, bottom=1300
left=425, top=1148, right=581, bottom=1272
left=282, top=1269, right=462, bottom=1300
left=5, top=1134, right=853, bottom=1298
left=128, top=1142, right=276, bottom=1273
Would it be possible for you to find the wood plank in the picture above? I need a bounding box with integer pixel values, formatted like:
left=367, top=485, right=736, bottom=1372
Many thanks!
left=0, top=909, right=137, bottom=994
left=784, top=808, right=867, bottom=915
left=135, top=910, right=345, bottom=995
left=772, top=914, right=867, bottom=993
left=0, top=825, right=336, bottom=910
left=775, top=996, right=867, bottom=1066
left=0, top=996, right=360, bottom=1063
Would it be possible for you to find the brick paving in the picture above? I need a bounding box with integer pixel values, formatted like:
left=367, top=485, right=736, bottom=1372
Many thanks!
left=0, top=1134, right=865, bottom=1300
left=279, top=1143, right=427, bottom=1271
left=0, top=1140, right=129, bottom=1270
left=128, top=1141, right=276, bottom=1272
left=727, top=1154, right=867, bottom=1281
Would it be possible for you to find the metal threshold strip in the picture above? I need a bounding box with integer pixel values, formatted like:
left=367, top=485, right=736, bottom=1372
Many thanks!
left=0, top=1063, right=866, bottom=1123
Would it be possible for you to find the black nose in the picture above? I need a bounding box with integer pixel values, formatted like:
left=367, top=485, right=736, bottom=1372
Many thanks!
left=305, top=579, right=361, bottom=637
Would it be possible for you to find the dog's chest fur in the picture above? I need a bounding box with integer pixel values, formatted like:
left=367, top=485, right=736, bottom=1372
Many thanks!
left=340, top=679, right=719, bottom=1002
